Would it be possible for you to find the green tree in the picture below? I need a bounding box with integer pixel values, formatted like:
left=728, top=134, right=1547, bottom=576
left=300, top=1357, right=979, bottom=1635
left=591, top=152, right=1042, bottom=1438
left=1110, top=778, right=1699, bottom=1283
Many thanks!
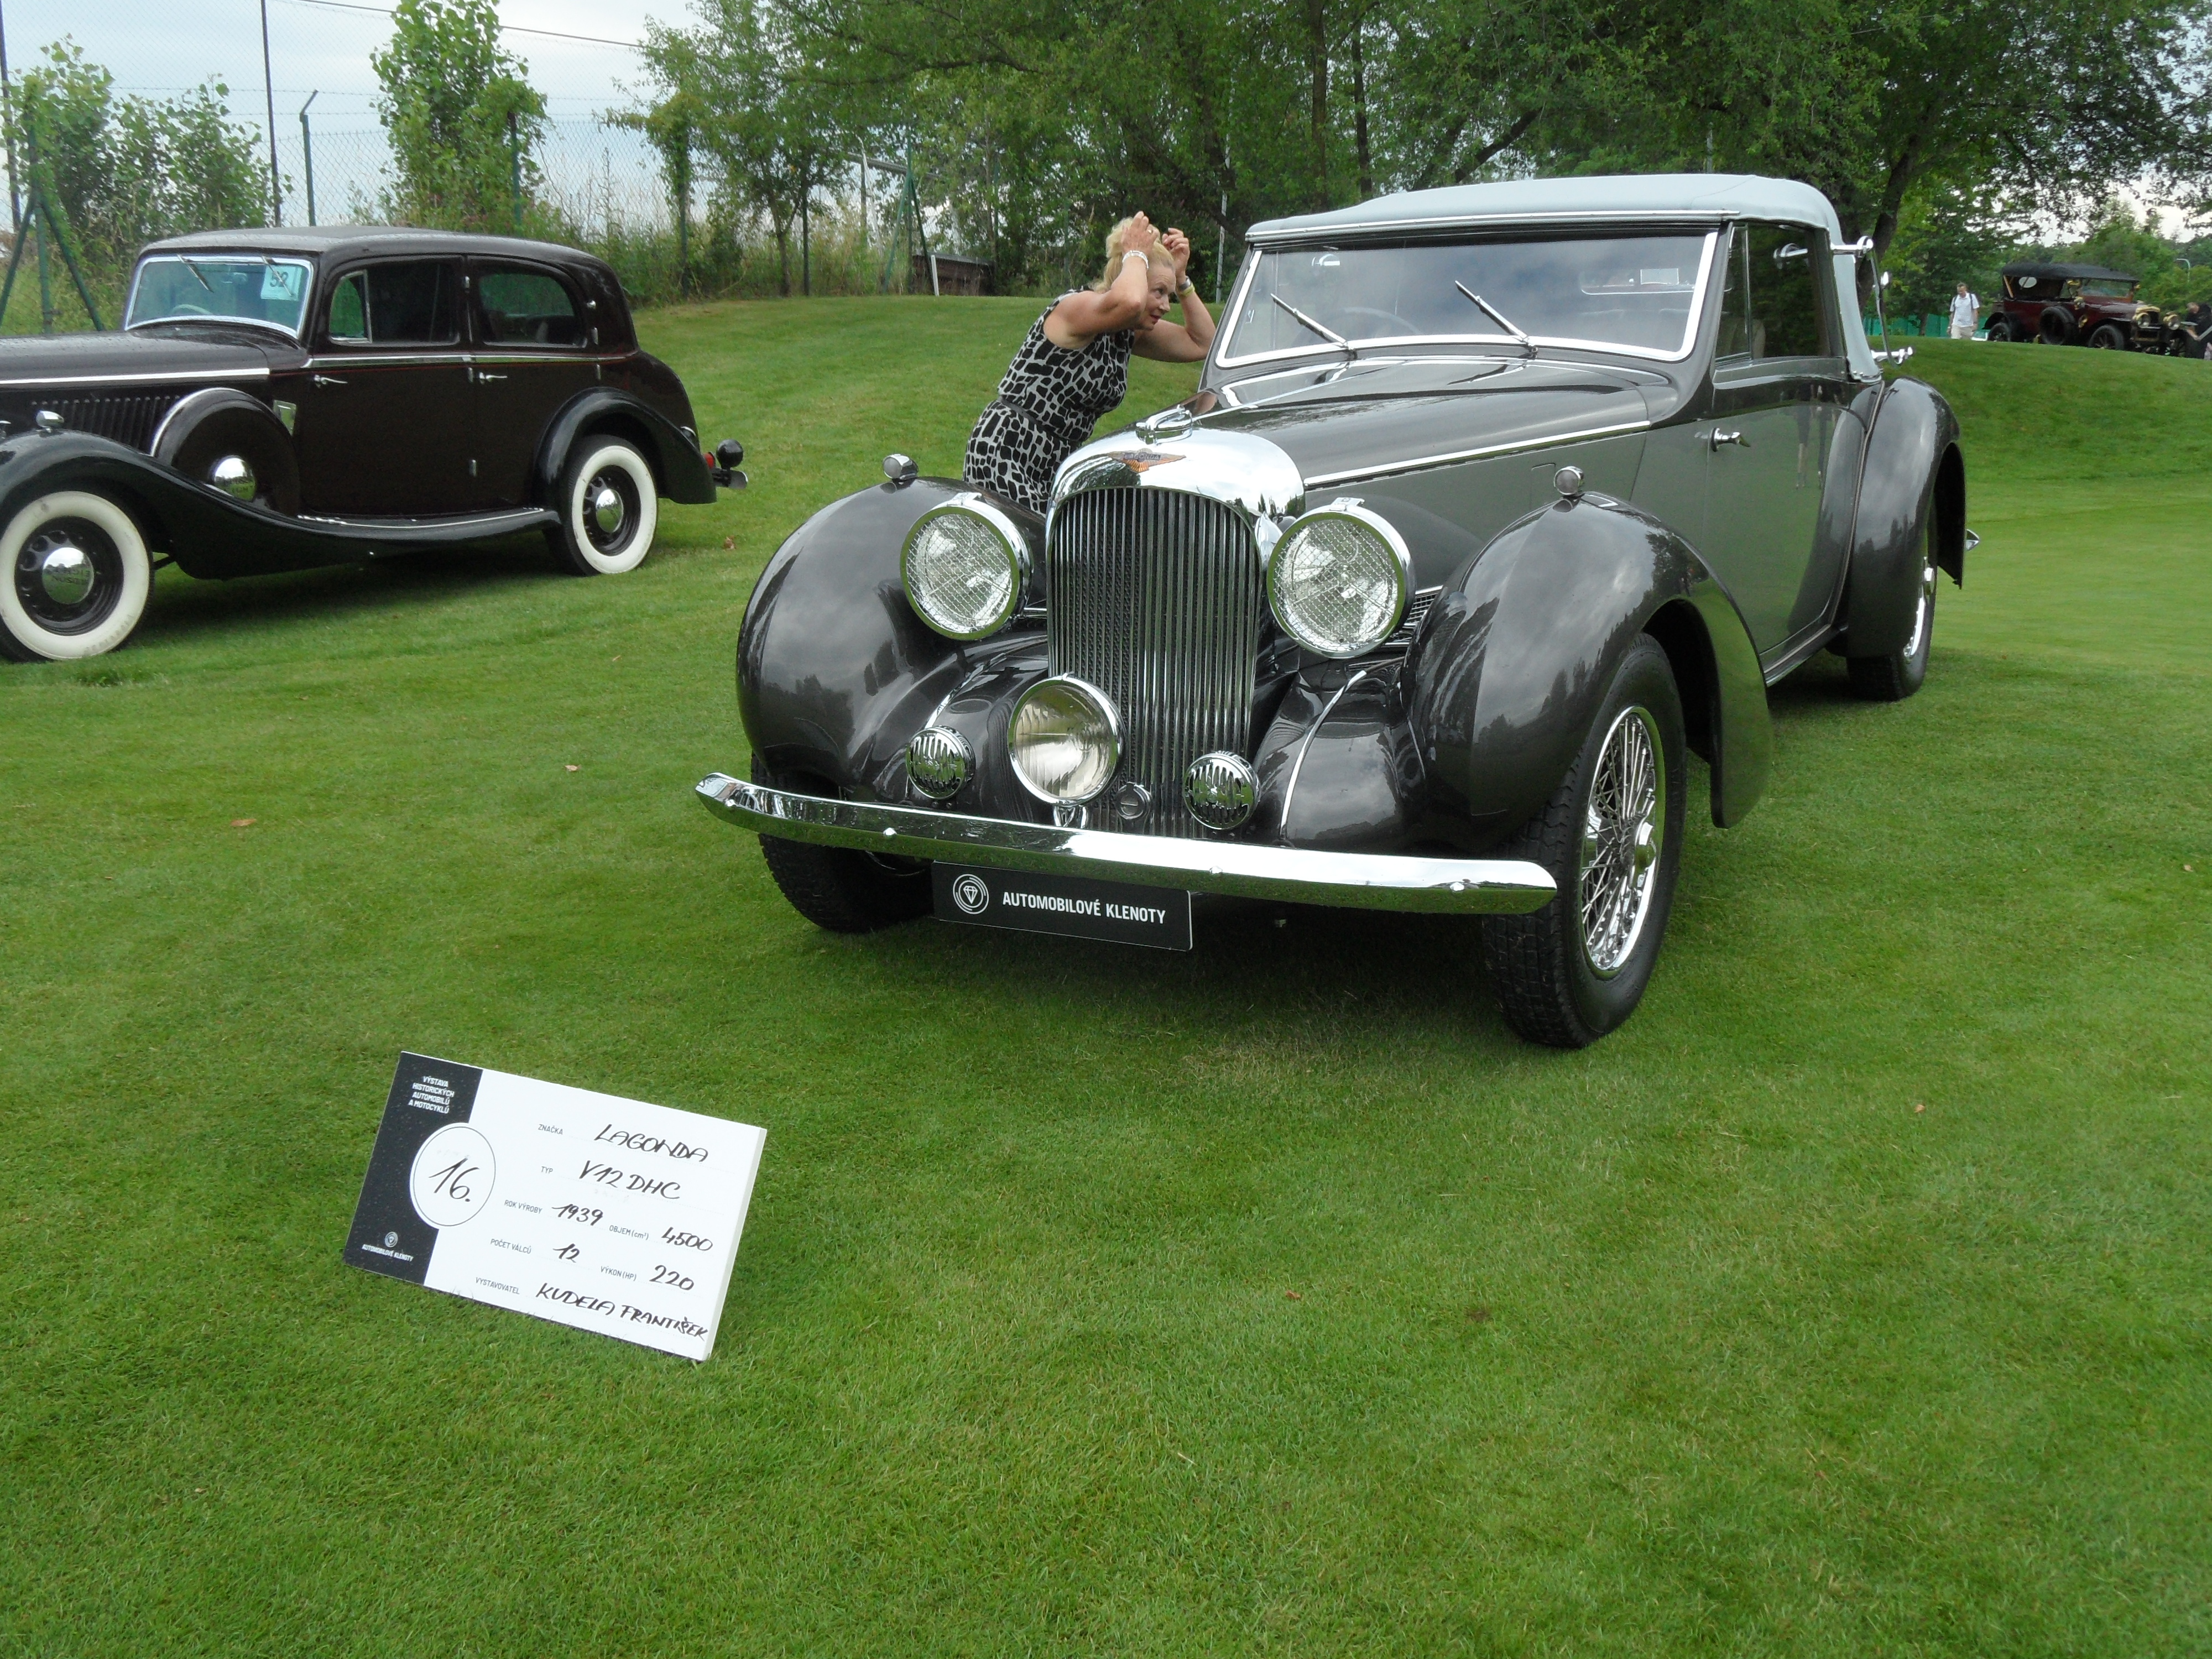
left=372, top=0, right=547, bottom=228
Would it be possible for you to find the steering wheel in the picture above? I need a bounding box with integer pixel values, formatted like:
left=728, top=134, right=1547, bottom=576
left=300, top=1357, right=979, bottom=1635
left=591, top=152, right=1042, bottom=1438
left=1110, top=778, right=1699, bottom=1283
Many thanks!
left=1337, top=305, right=1420, bottom=336
left=170, top=302, right=213, bottom=316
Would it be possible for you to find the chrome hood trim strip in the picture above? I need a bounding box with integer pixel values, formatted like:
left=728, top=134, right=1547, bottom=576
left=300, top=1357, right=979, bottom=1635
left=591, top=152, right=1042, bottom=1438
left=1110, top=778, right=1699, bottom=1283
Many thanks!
left=1301, top=417, right=1653, bottom=488
left=697, top=775, right=1557, bottom=915
left=0, top=367, right=272, bottom=388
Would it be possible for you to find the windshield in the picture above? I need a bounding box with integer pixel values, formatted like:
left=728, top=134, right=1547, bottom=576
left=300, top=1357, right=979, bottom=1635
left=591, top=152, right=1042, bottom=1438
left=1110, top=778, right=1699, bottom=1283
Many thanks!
left=2079, top=279, right=2136, bottom=298
left=1220, top=232, right=1716, bottom=365
left=126, top=255, right=314, bottom=335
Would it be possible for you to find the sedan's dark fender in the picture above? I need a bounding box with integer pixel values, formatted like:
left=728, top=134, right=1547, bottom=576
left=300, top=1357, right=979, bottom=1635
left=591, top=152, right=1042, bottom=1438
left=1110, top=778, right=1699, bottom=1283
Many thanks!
left=1835, top=377, right=1964, bottom=658
left=531, top=388, right=717, bottom=507
left=1406, top=493, right=1773, bottom=839
left=148, top=387, right=301, bottom=517
left=738, top=476, right=1045, bottom=791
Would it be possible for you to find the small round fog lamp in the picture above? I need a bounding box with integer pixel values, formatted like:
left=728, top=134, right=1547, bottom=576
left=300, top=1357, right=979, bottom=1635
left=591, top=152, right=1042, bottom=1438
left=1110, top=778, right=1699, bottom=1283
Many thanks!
left=1008, top=676, right=1121, bottom=803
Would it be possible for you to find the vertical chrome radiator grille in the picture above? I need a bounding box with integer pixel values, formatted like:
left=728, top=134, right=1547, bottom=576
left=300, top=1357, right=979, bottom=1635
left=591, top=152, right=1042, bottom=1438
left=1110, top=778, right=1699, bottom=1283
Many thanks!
left=1048, top=487, right=1262, bottom=837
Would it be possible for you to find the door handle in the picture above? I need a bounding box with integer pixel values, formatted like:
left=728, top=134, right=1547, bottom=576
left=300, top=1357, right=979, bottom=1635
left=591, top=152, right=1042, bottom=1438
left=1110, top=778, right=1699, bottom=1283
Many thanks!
left=1710, top=429, right=1748, bottom=450
left=312, top=374, right=347, bottom=387
left=473, top=369, right=507, bottom=382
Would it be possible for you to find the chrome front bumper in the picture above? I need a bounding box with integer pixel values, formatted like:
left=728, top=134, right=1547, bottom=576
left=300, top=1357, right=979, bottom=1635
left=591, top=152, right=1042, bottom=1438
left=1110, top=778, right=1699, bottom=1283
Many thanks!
left=695, top=774, right=1557, bottom=915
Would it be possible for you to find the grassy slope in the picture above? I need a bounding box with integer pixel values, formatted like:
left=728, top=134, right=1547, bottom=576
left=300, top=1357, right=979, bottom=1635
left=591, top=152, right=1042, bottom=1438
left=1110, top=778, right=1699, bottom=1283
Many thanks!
left=1, top=309, right=2206, bottom=1657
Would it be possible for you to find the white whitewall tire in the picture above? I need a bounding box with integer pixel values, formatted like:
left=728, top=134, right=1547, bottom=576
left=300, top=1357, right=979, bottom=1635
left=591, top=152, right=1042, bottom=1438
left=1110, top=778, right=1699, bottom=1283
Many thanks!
left=554, top=439, right=659, bottom=576
left=0, top=489, right=153, bottom=662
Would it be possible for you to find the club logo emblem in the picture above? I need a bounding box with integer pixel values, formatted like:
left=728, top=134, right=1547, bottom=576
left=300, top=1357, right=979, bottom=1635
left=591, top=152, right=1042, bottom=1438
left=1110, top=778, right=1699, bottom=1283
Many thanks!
left=383, top=1231, right=399, bottom=1248
left=951, top=873, right=992, bottom=915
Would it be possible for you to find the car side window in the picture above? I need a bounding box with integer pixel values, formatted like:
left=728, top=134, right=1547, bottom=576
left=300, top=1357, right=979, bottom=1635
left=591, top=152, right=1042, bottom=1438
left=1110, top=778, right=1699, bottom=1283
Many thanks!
left=1745, top=223, right=1833, bottom=359
left=476, top=265, right=586, bottom=346
left=1714, top=232, right=1752, bottom=358
left=327, top=271, right=369, bottom=342
left=325, top=260, right=461, bottom=347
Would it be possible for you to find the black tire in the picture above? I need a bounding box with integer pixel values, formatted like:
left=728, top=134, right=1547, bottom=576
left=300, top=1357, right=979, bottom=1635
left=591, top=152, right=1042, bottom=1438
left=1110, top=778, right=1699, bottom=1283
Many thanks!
left=546, top=435, right=659, bottom=576
left=0, top=488, right=154, bottom=662
left=2086, top=322, right=2128, bottom=351
left=1846, top=529, right=1936, bottom=702
left=1481, top=635, right=1687, bottom=1048
left=752, top=758, right=931, bottom=933
left=2039, top=306, right=2077, bottom=346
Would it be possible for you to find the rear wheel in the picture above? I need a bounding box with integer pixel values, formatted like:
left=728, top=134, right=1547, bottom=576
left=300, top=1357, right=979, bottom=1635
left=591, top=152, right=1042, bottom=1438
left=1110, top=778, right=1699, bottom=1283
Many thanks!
left=1846, top=544, right=1936, bottom=702
left=752, top=759, right=932, bottom=933
left=0, top=489, right=153, bottom=662
left=1482, top=636, right=1687, bottom=1048
left=547, top=436, right=658, bottom=575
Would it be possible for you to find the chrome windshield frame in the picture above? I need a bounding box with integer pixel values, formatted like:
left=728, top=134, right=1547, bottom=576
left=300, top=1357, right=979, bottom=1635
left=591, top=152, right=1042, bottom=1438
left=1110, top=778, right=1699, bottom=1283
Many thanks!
left=1212, top=228, right=1719, bottom=372
left=123, top=253, right=317, bottom=341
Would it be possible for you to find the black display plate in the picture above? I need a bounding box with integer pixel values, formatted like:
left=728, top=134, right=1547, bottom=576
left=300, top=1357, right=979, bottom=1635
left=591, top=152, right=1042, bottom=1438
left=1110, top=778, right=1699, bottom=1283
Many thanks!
left=933, top=863, right=1193, bottom=951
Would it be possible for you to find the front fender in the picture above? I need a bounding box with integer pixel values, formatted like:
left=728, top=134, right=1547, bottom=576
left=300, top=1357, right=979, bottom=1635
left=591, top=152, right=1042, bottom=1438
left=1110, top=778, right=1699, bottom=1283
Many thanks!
left=531, top=388, right=717, bottom=507
left=737, top=476, right=1045, bottom=792
left=1406, top=494, right=1772, bottom=838
left=1839, top=376, right=1963, bottom=656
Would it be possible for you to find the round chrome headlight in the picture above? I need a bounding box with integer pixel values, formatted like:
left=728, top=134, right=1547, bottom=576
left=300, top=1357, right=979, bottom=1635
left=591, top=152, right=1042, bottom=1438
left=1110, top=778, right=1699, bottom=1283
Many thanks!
left=1008, top=676, right=1120, bottom=802
left=1267, top=500, right=1412, bottom=658
left=901, top=494, right=1027, bottom=640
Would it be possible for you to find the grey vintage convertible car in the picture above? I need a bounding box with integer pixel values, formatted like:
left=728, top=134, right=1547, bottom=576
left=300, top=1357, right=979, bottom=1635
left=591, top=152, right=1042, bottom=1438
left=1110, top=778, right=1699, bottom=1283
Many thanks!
left=698, top=174, right=1967, bottom=1046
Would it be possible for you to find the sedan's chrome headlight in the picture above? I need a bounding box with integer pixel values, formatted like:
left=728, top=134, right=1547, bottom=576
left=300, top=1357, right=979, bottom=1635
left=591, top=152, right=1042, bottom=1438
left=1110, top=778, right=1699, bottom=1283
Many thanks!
left=1267, top=500, right=1412, bottom=658
left=901, top=494, right=1027, bottom=640
left=1009, top=676, right=1120, bottom=802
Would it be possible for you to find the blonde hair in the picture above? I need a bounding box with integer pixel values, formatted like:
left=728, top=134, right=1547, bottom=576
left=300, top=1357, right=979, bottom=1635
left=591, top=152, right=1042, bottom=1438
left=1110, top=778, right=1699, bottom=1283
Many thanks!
left=1093, top=216, right=1178, bottom=291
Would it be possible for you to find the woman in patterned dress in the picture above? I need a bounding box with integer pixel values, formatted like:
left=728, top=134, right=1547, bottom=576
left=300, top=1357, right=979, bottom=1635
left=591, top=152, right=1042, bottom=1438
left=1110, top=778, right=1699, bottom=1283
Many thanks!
left=964, top=212, right=1216, bottom=515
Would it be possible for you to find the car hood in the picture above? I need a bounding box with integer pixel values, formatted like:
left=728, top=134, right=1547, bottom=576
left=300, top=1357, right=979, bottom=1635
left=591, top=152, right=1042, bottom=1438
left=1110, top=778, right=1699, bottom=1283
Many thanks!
left=0, top=328, right=277, bottom=386
left=1188, top=356, right=1674, bottom=487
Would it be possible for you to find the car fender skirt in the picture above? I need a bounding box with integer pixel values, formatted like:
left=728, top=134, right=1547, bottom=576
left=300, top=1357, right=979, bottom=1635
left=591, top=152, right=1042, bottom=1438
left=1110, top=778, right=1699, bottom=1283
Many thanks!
left=534, top=388, right=717, bottom=505
left=1406, top=492, right=1772, bottom=833
left=1840, top=378, right=1963, bottom=658
left=696, top=774, right=1556, bottom=915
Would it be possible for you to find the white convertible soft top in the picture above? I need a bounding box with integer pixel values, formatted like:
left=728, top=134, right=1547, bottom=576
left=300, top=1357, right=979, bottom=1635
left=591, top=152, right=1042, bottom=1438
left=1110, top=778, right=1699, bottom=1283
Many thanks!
left=1247, top=174, right=1844, bottom=244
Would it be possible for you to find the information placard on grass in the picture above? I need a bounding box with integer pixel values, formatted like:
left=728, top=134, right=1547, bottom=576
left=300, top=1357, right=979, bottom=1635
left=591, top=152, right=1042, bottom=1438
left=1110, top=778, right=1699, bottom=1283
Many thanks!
left=343, top=1053, right=765, bottom=1361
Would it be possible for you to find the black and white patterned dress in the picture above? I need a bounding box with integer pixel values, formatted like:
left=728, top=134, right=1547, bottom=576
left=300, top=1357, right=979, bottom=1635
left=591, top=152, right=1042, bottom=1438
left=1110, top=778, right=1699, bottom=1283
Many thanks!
left=964, top=297, right=1134, bottom=515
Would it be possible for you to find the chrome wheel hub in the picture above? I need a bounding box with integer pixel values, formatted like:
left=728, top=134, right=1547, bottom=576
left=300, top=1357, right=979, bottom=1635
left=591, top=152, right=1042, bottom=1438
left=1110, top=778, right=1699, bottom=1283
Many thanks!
left=1578, top=705, right=1665, bottom=978
left=36, top=540, right=95, bottom=606
left=15, top=518, right=122, bottom=633
left=590, top=482, right=626, bottom=537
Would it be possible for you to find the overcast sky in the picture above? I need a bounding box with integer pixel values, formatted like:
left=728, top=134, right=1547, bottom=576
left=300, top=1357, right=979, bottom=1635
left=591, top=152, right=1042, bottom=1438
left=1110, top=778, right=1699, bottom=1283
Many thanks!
left=7, top=0, right=691, bottom=127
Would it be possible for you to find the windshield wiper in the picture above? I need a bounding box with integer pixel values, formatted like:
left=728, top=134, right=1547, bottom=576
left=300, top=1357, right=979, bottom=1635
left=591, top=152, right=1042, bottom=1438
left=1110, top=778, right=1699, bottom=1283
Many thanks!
left=1454, top=281, right=1537, bottom=358
left=178, top=255, right=215, bottom=292
left=1269, top=293, right=1353, bottom=356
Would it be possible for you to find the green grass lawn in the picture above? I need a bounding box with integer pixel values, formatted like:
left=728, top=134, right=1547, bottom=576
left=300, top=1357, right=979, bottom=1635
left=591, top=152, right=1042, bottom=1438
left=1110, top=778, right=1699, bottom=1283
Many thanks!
left=2, top=310, right=2208, bottom=1656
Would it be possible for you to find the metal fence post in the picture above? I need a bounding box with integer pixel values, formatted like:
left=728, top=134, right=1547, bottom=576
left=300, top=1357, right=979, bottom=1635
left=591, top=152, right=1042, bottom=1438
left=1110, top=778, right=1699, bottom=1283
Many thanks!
left=299, top=92, right=318, bottom=226
left=259, top=0, right=281, bottom=224
left=0, top=0, right=20, bottom=233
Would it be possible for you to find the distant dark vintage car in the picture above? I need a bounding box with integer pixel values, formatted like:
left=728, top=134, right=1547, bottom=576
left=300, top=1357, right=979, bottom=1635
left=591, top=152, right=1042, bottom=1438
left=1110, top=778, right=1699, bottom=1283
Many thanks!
left=698, top=175, right=1969, bottom=1046
left=0, top=226, right=743, bottom=662
left=1985, top=260, right=2174, bottom=350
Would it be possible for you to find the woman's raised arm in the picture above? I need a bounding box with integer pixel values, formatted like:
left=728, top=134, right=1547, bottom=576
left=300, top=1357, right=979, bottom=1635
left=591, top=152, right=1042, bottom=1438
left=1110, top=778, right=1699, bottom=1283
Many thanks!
left=1047, top=214, right=1156, bottom=347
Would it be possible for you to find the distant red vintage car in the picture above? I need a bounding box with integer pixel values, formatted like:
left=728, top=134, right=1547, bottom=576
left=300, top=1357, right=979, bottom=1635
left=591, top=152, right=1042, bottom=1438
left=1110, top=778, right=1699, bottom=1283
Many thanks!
left=1985, top=260, right=2173, bottom=350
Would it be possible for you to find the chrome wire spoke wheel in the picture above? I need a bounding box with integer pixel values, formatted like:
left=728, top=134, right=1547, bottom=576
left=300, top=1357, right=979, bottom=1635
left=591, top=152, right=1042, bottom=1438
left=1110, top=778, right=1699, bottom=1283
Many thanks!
left=1903, top=561, right=1936, bottom=660
left=1577, top=704, right=1665, bottom=978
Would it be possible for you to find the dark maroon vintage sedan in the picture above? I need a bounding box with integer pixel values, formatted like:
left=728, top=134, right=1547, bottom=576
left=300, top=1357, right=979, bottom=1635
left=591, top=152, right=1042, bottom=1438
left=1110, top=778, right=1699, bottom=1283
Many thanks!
left=0, top=226, right=742, bottom=662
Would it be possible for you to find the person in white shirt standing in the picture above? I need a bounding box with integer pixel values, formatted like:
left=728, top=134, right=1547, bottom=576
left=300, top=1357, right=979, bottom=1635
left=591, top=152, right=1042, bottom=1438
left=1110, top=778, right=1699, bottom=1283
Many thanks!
left=1949, top=282, right=1981, bottom=339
